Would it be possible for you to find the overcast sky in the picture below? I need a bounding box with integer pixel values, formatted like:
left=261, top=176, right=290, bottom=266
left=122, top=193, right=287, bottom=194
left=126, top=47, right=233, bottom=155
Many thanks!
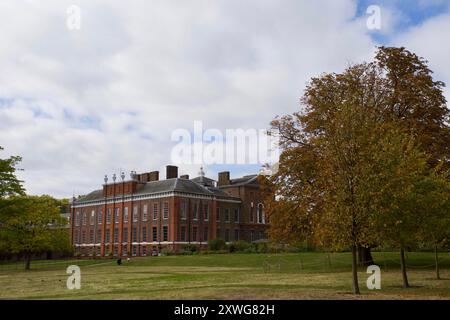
left=0, top=0, right=449, bottom=198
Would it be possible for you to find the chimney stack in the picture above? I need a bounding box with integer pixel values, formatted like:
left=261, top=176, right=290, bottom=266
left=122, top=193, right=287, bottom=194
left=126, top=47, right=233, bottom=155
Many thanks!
left=139, top=173, right=149, bottom=182
left=148, top=171, right=159, bottom=182
left=180, top=174, right=189, bottom=180
left=166, top=165, right=178, bottom=179
left=218, top=171, right=230, bottom=186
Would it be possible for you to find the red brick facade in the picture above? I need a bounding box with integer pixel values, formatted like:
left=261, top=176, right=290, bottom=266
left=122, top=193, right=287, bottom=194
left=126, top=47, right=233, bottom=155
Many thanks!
left=70, top=166, right=268, bottom=257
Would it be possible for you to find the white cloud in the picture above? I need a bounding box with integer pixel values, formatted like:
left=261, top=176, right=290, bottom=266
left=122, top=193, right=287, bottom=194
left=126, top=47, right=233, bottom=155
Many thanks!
left=391, top=12, right=450, bottom=102
left=0, top=0, right=385, bottom=197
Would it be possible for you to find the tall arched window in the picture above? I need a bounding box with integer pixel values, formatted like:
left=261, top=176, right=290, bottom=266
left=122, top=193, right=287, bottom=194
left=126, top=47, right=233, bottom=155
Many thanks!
left=257, top=203, right=265, bottom=224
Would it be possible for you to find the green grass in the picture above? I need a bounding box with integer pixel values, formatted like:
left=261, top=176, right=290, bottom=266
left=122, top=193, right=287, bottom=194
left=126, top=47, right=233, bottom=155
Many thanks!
left=0, top=252, right=449, bottom=299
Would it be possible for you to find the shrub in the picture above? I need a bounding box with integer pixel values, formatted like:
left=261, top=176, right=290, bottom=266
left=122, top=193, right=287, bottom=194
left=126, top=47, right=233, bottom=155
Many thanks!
left=160, top=247, right=175, bottom=256
left=228, top=240, right=251, bottom=253
left=183, top=244, right=200, bottom=254
left=256, top=242, right=268, bottom=253
left=208, top=238, right=226, bottom=251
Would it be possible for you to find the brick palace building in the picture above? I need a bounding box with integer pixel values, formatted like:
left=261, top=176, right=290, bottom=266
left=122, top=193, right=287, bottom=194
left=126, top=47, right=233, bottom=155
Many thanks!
left=70, top=166, right=268, bottom=257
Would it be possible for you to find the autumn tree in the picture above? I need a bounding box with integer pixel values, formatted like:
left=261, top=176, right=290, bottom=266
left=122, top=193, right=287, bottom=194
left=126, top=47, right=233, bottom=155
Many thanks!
left=269, top=64, right=390, bottom=294
left=267, top=46, right=449, bottom=294
left=375, top=47, right=449, bottom=169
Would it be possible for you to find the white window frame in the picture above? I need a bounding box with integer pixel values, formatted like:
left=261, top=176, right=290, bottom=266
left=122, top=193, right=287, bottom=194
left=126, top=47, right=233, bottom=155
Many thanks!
left=180, top=201, right=187, bottom=220
left=133, top=206, right=138, bottom=222
left=97, top=209, right=103, bottom=225
left=163, top=202, right=169, bottom=220
left=75, top=211, right=80, bottom=226
left=143, top=204, right=148, bottom=222
left=153, top=203, right=158, bottom=220
left=123, top=206, right=129, bottom=223
left=193, top=203, right=198, bottom=220
left=90, top=210, right=95, bottom=225
left=204, top=204, right=209, bottom=221
left=114, top=208, right=120, bottom=224
left=106, top=208, right=111, bottom=224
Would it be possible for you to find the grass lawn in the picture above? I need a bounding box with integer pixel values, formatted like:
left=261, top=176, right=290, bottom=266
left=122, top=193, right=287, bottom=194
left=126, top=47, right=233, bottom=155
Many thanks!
left=0, top=252, right=449, bottom=300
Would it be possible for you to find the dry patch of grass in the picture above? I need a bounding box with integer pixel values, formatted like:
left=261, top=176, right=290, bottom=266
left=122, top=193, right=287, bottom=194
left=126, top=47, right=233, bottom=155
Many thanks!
left=0, top=253, right=449, bottom=300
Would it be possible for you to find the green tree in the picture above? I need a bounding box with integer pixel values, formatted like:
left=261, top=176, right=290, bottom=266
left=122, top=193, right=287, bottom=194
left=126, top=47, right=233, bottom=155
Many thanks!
left=0, top=195, right=69, bottom=270
left=365, top=130, right=433, bottom=288
left=414, top=171, right=450, bottom=280
left=0, top=146, right=25, bottom=197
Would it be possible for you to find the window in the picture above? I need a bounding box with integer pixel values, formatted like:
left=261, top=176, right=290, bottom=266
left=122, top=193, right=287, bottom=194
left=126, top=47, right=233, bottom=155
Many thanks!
left=123, top=228, right=128, bottom=243
left=216, top=207, right=220, bottom=222
left=142, top=227, right=147, bottom=242
left=163, top=202, right=169, bottom=220
left=89, top=230, right=94, bottom=243
left=250, top=206, right=254, bottom=223
left=90, top=210, right=95, bottom=225
left=105, top=230, right=110, bottom=243
left=234, top=209, right=239, bottom=223
left=74, top=230, right=79, bottom=244
left=97, top=209, right=103, bottom=225
left=114, top=208, right=119, bottom=224
left=234, top=229, right=239, bottom=241
left=216, top=228, right=221, bottom=239
left=123, top=207, right=129, bottom=223
left=180, top=201, right=187, bottom=220
left=122, top=245, right=127, bottom=256
left=143, top=205, right=148, bottom=222
left=153, top=203, right=158, bottom=220
left=132, top=227, right=137, bottom=242
left=163, top=226, right=168, bottom=241
left=114, top=228, right=119, bottom=243
left=225, top=229, right=230, bottom=242
left=132, top=245, right=137, bottom=256
left=142, top=246, right=147, bottom=256
left=193, top=203, right=199, bottom=220
left=106, top=208, right=111, bottom=224
left=113, top=246, right=118, bottom=256
left=225, top=209, right=230, bottom=222
left=152, top=227, right=157, bottom=242
left=180, top=226, right=186, bottom=241
left=75, top=211, right=80, bottom=226
left=133, top=206, right=138, bottom=222
left=82, top=212, right=87, bottom=225
left=257, top=204, right=264, bottom=224
left=97, top=229, right=102, bottom=244
left=82, top=230, right=86, bottom=243
left=250, top=230, right=255, bottom=242
left=203, top=227, right=208, bottom=242
left=204, top=204, right=209, bottom=221
left=192, top=227, right=197, bottom=242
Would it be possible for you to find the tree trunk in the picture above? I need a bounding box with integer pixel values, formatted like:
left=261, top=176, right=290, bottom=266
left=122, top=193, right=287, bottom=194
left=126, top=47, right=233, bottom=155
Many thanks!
left=24, top=253, right=31, bottom=271
left=400, top=246, right=409, bottom=288
left=434, top=244, right=440, bottom=280
left=351, top=244, right=360, bottom=295
left=357, top=246, right=374, bottom=266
